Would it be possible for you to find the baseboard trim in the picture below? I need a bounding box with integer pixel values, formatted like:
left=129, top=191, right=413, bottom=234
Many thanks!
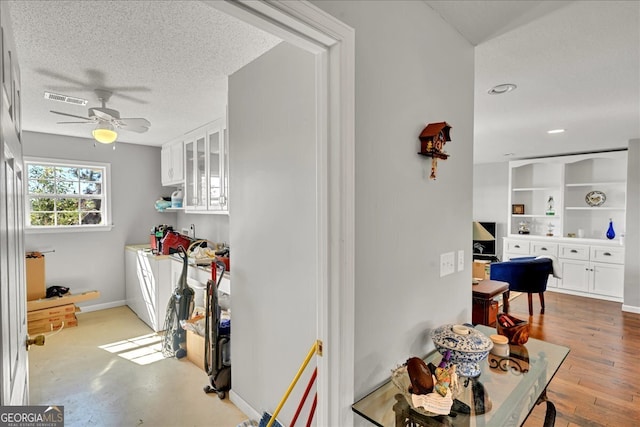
left=546, top=288, right=623, bottom=303
left=622, top=304, right=640, bottom=314
left=78, top=300, right=126, bottom=313
left=229, top=390, right=261, bottom=423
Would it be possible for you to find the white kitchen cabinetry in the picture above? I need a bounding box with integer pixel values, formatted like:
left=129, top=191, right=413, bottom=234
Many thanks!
left=125, top=246, right=173, bottom=332
left=503, top=237, right=624, bottom=301
left=161, top=139, right=184, bottom=186
left=183, top=117, right=228, bottom=214
left=509, top=151, right=626, bottom=239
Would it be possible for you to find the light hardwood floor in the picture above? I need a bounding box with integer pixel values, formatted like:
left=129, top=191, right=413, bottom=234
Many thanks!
left=510, top=291, right=640, bottom=427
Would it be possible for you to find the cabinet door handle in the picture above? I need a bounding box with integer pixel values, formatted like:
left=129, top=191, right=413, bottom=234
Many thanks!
left=603, top=252, right=612, bottom=256
left=540, top=247, right=547, bottom=251
left=570, top=249, right=578, bottom=253
left=514, top=245, right=520, bottom=248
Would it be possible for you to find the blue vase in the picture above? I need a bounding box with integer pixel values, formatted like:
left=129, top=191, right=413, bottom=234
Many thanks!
left=606, top=219, right=616, bottom=240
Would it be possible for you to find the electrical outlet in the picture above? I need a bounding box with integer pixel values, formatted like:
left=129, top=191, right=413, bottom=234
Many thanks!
left=440, top=252, right=455, bottom=277
left=457, top=250, right=464, bottom=272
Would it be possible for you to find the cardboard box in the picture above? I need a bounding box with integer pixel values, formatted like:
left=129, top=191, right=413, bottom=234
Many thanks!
left=27, top=303, right=78, bottom=321
left=27, top=290, right=100, bottom=312
left=473, top=260, right=491, bottom=280
left=28, top=314, right=77, bottom=334
left=25, top=253, right=46, bottom=301
left=186, top=330, right=206, bottom=371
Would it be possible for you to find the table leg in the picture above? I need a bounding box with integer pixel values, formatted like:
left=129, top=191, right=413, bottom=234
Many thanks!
left=503, top=290, right=510, bottom=313
left=536, top=389, right=556, bottom=427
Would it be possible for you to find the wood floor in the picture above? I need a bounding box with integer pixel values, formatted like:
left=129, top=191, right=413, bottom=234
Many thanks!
left=504, top=291, right=640, bottom=427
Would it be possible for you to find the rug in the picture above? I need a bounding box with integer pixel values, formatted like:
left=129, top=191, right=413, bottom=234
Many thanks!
left=498, top=291, right=521, bottom=309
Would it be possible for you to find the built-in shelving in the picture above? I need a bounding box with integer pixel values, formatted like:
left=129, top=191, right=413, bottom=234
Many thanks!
left=508, top=151, right=627, bottom=239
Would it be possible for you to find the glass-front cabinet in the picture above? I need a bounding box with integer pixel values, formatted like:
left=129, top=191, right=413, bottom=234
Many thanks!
left=183, top=117, right=228, bottom=213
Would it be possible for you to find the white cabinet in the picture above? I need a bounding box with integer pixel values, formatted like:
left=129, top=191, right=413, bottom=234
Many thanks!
left=184, top=117, right=228, bottom=213
left=559, top=244, right=625, bottom=299
left=161, top=139, right=184, bottom=186
left=509, top=151, right=626, bottom=239
left=503, top=237, right=624, bottom=301
left=125, top=247, right=173, bottom=332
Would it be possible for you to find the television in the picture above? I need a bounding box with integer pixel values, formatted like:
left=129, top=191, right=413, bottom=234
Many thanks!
left=473, top=221, right=496, bottom=261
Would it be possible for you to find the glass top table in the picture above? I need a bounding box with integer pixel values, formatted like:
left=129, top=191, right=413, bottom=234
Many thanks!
left=352, top=325, right=569, bottom=427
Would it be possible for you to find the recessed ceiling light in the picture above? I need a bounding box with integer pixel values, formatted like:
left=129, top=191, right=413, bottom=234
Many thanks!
left=547, top=129, right=565, bottom=134
left=488, top=83, right=517, bottom=95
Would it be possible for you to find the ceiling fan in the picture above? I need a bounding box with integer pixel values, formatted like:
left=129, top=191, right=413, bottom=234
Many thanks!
left=49, top=89, right=151, bottom=145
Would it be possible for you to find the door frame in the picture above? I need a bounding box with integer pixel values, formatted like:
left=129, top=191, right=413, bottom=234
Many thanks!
left=205, top=1, right=355, bottom=425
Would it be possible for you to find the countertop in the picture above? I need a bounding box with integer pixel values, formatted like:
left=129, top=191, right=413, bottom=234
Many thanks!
left=125, top=244, right=230, bottom=277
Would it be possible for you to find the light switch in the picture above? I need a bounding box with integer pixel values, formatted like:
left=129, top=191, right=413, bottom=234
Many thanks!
left=440, top=252, right=455, bottom=277
left=457, top=250, right=464, bottom=272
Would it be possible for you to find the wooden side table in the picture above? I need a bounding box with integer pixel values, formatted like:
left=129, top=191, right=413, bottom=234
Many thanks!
left=472, top=279, right=510, bottom=327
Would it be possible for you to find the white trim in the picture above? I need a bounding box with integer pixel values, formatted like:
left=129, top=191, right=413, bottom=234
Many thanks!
left=622, top=304, right=640, bottom=314
left=229, top=390, right=262, bottom=423
left=23, top=156, right=112, bottom=230
left=25, top=225, right=114, bottom=234
left=204, top=1, right=355, bottom=425
left=78, top=300, right=126, bottom=314
left=546, top=287, right=623, bottom=303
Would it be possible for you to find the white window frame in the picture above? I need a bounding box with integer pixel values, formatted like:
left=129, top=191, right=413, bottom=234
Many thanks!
left=24, top=157, right=113, bottom=233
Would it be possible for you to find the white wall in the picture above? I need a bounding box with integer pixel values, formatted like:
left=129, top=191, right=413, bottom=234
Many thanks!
left=23, top=131, right=170, bottom=310
left=623, top=139, right=640, bottom=312
left=313, top=0, right=475, bottom=408
left=228, top=42, right=317, bottom=422
left=175, top=212, right=229, bottom=246
left=473, top=162, right=509, bottom=258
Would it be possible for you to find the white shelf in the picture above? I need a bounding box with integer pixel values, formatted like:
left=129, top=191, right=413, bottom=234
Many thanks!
left=512, top=214, right=561, bottom=218
left=565, top=181, right=625, bottom=187
left=508, top=151, right=627, bottom=241
left=512, top=187, right=560, bottom=192
left=565, top=206, right=625, bottom=211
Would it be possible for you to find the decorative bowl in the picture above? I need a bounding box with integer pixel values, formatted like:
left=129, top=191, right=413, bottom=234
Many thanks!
left=496, top=313, right=530, bottom=345
left=431, top=324, right=493, bottom=377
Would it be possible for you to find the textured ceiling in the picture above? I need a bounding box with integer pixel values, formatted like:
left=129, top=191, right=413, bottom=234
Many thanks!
left=6, top=1, right=640, bottom=164
left=6, top=0, right=281, bottom=146
left=427, top=0, right=640, bottom=163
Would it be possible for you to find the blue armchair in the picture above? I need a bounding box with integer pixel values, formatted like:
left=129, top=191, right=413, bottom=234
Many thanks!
left=489, top=257, right=554, bottom=316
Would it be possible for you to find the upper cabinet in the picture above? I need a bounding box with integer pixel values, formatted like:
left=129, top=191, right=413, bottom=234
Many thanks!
left=508, top=151, right=627, bottom=240
left=161, top=139, right=184, bottom=186
left=183, top=117, right=228, bottom=214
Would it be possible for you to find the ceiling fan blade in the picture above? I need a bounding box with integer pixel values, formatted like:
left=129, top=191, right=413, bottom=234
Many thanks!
left=117, top=118, right=151, bottom=133
left=50, top=110, right=93, bottom=121
left=92, top=109, right=115, bottom=121
left=56, top=121, right=92, bottom=124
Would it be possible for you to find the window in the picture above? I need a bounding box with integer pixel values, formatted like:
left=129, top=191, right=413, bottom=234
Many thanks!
left=25, top=158, right=111, bottom=231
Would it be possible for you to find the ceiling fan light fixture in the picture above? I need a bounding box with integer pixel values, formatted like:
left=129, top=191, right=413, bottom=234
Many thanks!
left=488, top=83, right=517, bottom=95
left=92, top=123, right=118, bottom=144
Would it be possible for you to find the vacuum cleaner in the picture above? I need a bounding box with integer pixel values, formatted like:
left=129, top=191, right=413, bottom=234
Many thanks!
left=203, top=259, right=231, bottom=398
left=162, top=246, right=194, bottom=358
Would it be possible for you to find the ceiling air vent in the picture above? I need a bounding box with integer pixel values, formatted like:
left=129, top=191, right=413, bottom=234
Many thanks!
left=44, top=91, right=88, bottom=106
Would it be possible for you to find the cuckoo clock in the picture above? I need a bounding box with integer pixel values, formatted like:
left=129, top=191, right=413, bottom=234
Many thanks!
left=418, top=122, right=452, bottom=180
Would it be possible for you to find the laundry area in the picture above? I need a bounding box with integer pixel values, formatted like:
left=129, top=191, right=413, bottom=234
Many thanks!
left=124, top=229, right=232, bottom=398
